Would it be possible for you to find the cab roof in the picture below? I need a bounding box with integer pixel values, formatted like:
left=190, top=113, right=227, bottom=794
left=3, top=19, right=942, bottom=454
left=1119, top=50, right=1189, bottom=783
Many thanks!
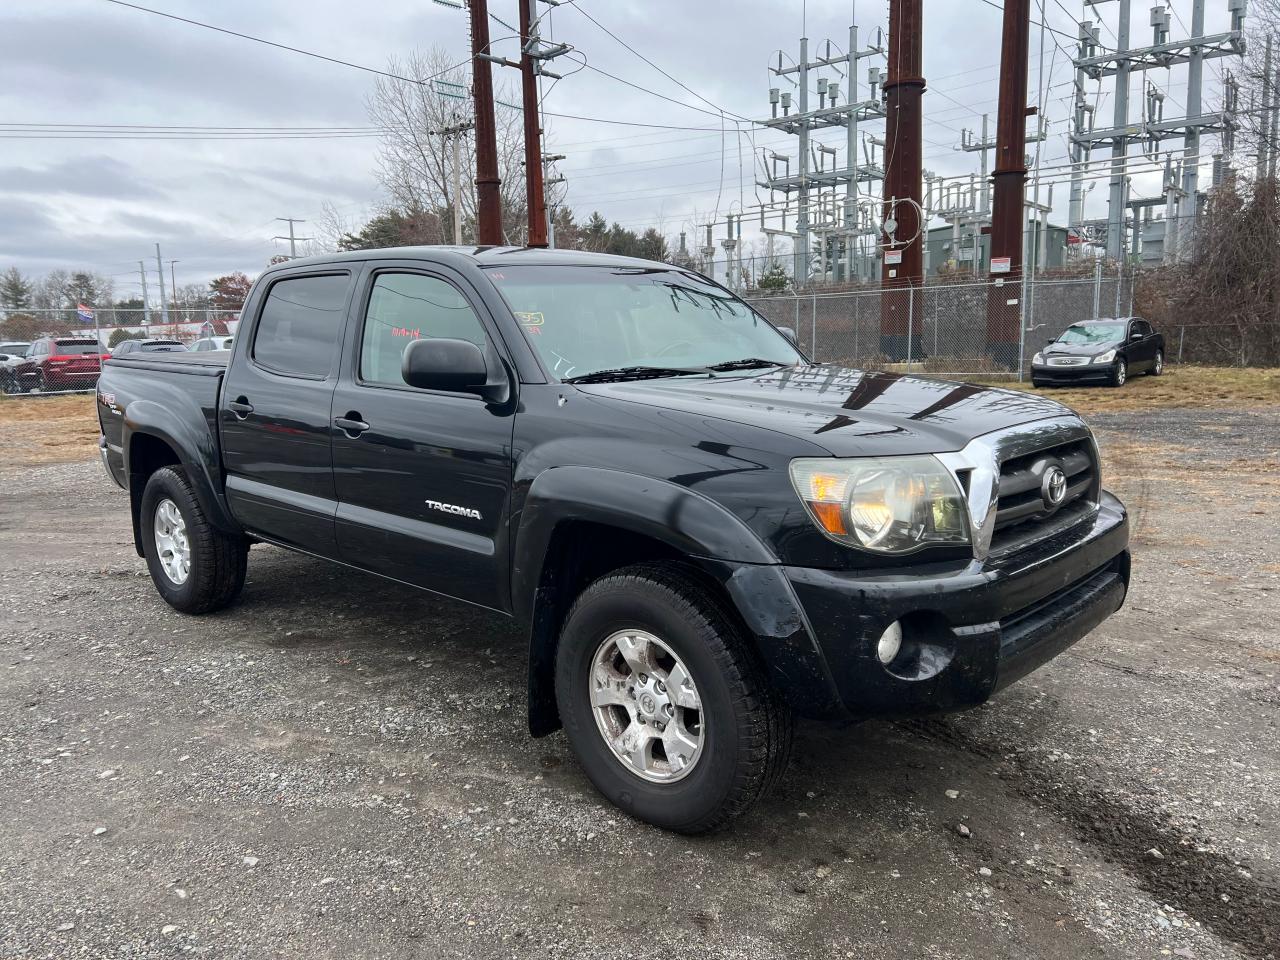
left=266, top=245, right=682, bottom=275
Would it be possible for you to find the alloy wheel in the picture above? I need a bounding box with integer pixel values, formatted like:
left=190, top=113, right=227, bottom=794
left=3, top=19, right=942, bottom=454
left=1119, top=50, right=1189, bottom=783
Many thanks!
left=153, top=498, right=191, bottom=585
left=589, top=629, right=705, bottom=783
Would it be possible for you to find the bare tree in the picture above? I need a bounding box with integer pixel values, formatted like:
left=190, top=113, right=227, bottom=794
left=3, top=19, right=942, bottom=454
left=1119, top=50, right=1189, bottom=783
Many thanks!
left=368, top=48, right=539, bottom=244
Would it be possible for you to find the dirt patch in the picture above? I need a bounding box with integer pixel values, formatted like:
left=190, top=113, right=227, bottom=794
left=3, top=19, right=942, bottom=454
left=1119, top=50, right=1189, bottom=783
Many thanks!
left=0, top=394, right=99, bottom=468
left=903, top=718, right=1280, bottom=960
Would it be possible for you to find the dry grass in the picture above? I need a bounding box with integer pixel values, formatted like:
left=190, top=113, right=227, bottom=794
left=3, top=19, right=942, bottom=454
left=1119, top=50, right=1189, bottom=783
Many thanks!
left=0, top=366, right=1276, bottom=470
left=969, top=365, right=1280, bottom=414
left=0, top=393, right=99, bottom=468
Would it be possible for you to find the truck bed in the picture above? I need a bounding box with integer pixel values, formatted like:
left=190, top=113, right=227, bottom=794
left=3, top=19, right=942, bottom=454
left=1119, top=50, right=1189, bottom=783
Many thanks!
left=105, top=351, right=230, bottom=374
left=98, top=352, right=228, bottom=490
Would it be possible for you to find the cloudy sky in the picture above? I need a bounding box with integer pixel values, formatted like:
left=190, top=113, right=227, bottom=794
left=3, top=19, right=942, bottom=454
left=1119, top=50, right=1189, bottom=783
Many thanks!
left=0, top=0, right=1240, bottom=295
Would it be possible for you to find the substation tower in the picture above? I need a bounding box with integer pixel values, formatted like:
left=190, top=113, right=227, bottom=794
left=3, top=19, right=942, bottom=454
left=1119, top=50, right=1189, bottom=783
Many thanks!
left=755, top=25, right=889, bottom=286
left=1068, top=0, right=1247, bottom=262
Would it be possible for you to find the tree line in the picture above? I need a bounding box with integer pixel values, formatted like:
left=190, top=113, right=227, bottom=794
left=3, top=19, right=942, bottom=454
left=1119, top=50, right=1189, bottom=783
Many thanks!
left=0, top=268, right=252, bottom=342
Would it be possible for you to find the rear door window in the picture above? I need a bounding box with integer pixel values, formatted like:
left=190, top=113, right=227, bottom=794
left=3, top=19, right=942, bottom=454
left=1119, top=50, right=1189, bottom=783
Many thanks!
left=253, top=273, right=351, bottom=378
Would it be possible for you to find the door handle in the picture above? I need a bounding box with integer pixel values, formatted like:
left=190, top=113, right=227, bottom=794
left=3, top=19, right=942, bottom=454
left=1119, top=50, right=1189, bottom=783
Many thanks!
left=227, top=397, right=254, bottom=419
left=334, top=414, right=370, bottom=437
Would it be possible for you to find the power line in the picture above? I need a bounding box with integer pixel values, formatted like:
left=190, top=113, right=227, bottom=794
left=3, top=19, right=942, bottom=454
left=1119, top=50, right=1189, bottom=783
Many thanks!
left=100, top=0, right=473, bottom=88
left=567, top=1, right=748, bottom=121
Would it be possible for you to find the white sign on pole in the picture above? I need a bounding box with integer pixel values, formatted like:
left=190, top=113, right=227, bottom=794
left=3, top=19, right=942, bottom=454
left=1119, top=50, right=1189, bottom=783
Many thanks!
left=884, top=249, right=903, bottom=265
left=991, top=256, right=1012, bottom=274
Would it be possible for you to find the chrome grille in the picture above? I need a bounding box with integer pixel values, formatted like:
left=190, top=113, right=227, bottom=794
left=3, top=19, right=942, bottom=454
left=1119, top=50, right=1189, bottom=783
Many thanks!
left=989, top=438, right=1099, bottom=555
left=1048, top=356, right=1089, bottom=366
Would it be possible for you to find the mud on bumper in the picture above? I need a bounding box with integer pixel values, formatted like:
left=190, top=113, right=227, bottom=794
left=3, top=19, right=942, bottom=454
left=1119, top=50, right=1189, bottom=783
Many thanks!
left=782, top=492, right=1130, bottom=717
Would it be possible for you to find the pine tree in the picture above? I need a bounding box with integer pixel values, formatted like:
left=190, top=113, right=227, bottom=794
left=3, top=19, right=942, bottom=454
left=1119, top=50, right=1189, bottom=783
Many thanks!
left=0, top=267, right=32, bottom=312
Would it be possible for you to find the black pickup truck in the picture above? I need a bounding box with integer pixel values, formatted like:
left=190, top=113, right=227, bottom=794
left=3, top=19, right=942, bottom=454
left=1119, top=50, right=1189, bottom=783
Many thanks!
left=97, top=247, right=1130, bottom=833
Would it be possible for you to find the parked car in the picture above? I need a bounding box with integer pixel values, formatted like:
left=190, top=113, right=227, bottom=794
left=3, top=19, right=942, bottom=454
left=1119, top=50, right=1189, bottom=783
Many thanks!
left=13, top=336, right=109, bottom=391
left=190, top=335, right=234, bottom=352
left=111, top=338, right=189, bottom=357
left=0, top=342, right=31, bottom=393
left=1031, top=317, right=1164, bottom=388
left=98, top=247, right=1130, bottom=834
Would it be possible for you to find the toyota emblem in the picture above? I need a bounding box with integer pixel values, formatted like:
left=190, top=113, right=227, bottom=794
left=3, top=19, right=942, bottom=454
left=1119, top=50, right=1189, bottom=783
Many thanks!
left=1042, top=465, right=1068, bottom=509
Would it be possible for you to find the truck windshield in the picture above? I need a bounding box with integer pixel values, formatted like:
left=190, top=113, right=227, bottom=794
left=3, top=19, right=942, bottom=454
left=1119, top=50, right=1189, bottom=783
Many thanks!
left=1055, top=322, right=1125, bottom=345
left=486, top=265, right=802, bottom=381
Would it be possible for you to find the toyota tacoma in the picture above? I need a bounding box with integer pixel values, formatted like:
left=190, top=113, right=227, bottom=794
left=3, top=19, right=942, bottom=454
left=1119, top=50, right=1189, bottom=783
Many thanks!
left=97, top=247, right=1130, bottom=833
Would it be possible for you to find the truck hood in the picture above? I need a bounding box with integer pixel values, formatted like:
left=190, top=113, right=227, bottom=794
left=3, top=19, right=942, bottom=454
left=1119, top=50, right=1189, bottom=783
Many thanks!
left=577, top=365, right=1075, bottom=456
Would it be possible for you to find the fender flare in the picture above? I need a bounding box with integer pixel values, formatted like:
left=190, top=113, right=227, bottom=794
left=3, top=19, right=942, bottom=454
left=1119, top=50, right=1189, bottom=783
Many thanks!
left=512, top=466, right=845, bottom=734
left=123, top=400, right=239, bottom=553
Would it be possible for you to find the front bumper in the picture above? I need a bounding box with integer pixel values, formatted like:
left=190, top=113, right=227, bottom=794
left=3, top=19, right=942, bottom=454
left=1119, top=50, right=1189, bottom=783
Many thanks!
left=783, top=491, right=1129, bottom=717
left=1031, top=361, right=1112, bottom=384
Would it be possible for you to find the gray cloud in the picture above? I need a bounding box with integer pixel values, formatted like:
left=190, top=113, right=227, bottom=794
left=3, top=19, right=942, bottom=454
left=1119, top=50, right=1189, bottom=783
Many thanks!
left=0, top=0, right=1240, bottom=281
left=0, top=156, right=162, bottom=200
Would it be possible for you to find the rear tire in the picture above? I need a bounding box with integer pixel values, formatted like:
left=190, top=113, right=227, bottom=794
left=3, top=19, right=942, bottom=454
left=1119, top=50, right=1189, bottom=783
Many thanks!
left=1148, top=349, right=1164, bottom=376
left=1108, top=358, right=1127, bottom=387
left=555, top=562, right=792, bottom=834
left=140, top=466, right=248, bottom=614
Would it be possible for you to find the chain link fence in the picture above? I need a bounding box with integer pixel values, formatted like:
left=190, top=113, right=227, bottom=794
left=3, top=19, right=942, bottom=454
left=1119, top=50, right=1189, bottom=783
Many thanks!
left=0, top=309, right=242, bottom=397
left=744, top=271, right=1136, bottom=378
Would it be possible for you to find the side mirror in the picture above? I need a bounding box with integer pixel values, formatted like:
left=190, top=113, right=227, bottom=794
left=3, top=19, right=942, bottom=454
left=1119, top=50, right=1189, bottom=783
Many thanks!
left=402, top=337, right=508, bottom=403
left=777, top=325, right=798, bottom=345
left=402, top=338, right=488, bottom=392
left=1044, top=338, right=1055, bottom=346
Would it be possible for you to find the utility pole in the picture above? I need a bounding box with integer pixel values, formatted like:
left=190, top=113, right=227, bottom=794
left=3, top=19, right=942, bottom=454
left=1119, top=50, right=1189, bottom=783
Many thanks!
left=1181, top=0, right=1206, bottom=239
left=880, top=0, right=925, bottom=362
left=1261, top=35, right=1275, bottom=178
left=468, top=0, right=503, bottom=244
left=519, top=0, right=547, bottom=247
left=985, top=0, right=1031, bottom=366
left=137, top=261, right=150, bottom=333
left=155, top=243, right=169, bottom=329
left=1069, top=21, right=1098, bottom=248
left=1106, top=0, right=1132, bottom=261
left=434, top=117, right=474, bottom=244
left=168, top=260, right=180, bottom=324
left=451, top=126, right=465, bottom=244
left=273, top=218, right=311, bottom=259
left=544, top=153, right=566, bottom=248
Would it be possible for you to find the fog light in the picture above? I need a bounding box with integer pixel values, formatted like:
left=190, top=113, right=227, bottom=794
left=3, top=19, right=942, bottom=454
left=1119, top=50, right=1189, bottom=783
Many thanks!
left=876, top=621, right=903, bottom=665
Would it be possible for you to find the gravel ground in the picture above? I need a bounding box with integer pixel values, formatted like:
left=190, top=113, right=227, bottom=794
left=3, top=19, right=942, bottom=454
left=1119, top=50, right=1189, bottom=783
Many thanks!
left=0, top=406, right=1277, bottom=960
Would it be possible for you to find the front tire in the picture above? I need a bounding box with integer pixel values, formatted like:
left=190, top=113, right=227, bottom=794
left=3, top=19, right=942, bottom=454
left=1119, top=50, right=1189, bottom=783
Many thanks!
left=140, top=466, right=248, bottom=614
left=1109, top=358, right=1128, bottom=387
left=555, top=563, right=792, bottom=834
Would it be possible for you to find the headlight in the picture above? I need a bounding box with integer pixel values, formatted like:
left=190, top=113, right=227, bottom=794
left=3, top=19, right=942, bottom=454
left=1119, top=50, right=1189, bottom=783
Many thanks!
left=1093, top=349, right=1116, bottom=364
left=1032, top=351, right=1045, bottom=365
left=788, top=456, right=971, bottom=554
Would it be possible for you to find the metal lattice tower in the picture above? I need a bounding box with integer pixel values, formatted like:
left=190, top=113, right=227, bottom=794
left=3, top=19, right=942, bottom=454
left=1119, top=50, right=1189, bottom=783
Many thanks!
left=756, top=26, right=887, bottom=285
left=1068, top=0, right=1247, bottom=261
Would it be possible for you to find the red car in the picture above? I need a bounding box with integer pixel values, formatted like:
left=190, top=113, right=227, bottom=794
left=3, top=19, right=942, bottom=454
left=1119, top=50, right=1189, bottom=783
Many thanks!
left=13, top=337, right=111, bottom=392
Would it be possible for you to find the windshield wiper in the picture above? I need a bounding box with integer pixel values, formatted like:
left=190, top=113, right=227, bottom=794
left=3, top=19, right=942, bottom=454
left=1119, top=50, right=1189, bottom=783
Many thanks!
left=563, top=365, right=714, bottom=384
left=705, top=357, right=788, bottom=372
